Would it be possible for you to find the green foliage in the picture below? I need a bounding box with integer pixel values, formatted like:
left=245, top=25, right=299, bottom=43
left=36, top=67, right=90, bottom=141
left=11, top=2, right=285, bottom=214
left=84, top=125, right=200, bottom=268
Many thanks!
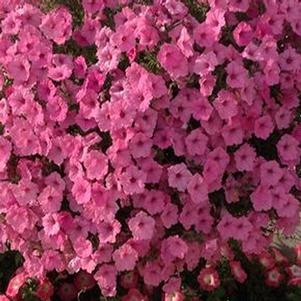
left=182, top=0, right=209, bottom=23
left=154, top=146, right=185, bottom=165
left=101, top=6, right=122, bottom=30
left=0, top=250, right=24, bottom=293
left=54, top=40, right=97, bottom=66
left=225, top=197, right=253, bottom=217
left=208, top=64, right=227, bottom=102
left=137, top=51, right=164, bottom=74
left=7, top=153, right=21, bottom=184
left=286, top=286, right=301, bottom=301
left=41, top=156, right=64, bottom=177
left=206, top=288, right=226, bottom=301
left=118, top=54, right=131, bottom=71
left=249, top=131, right=282, bottom=161
left=186, top=74, right=200, bottom=89
left=219, top=25, right=243, bottom=51
left=21, top=278, right=39, bottom=301
left=41, top=0, right=97, bottom=64
left=295, top=98, right=301, bottom=123
left=78, top=285, right=102, bottom=301
left=0, top=122, right=4, bottom=136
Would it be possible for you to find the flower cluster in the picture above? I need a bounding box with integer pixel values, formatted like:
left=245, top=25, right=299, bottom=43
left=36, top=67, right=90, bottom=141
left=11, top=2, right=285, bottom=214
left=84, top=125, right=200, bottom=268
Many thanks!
left=2, top=244, right=301, bottom=300
left=0, top=0, right=301, bottom=299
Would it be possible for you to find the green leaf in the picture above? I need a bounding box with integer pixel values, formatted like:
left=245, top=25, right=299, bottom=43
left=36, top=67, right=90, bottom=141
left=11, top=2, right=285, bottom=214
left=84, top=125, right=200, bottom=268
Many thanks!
left=182, top=0, right=209, bottom=23
left=137, top=51, right=164, bottom=74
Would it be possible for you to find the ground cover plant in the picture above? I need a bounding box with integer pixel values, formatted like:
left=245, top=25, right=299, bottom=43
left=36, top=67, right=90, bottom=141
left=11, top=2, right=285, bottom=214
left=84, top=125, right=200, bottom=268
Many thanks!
left=1, top=0, right=301, bottom=300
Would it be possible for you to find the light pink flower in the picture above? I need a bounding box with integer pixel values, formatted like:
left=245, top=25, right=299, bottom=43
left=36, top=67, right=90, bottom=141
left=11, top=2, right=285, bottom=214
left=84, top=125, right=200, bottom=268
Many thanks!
left=83, top=150, right=108, bottom=181
left=128, top=211, right=155, bottom=240
left=72, top=177, right=91, bottom=205
left=168, top=163, right=192, bottom=192
left=113, top=243, right=138, bottom=271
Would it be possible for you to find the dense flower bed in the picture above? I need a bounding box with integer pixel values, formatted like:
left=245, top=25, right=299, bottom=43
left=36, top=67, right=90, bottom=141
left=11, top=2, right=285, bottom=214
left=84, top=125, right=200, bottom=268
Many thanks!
left=1, top=0, right=301, bottom=300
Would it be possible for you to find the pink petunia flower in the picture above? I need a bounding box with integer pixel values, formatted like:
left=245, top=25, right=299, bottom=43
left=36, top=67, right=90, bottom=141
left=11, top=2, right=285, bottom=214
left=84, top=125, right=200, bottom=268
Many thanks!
left=113, top=243, right=138, bottom=271
left=128, top=211, right=155, bottom=240
left=168, top=163, right=192, bottom=192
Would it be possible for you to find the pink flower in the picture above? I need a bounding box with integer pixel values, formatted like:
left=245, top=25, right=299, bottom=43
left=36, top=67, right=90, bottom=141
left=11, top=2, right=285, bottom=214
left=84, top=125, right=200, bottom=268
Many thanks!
left=111, top=24, right=135, bottom=52
left=164, top=292, right=184, bottom=301
left=39, top=7, right=72, bottom=45
left=226, top=61, right=248, bottom=88
left=228, top=0, right=250, bottom=12
left=187, top=174, right=208, bottom=204
left=164, top=0, right=188, bottom=17
left=74, top=56, right=87, bottom=79
left=94, top=264, right=117, bottom=297
left=143, top=260, right=164, bottom=286
left=177, top=26, right=194, bottom=58
left=192, top=96, right=213, bottom=121
left=97, top=220, right=121, bottom=244
left=185, top=129, right=208, bottom=156
left=38, top=186, right=63, bottom=213
left=194, top=23, right=217, bottom=48
left=73, top=236, right=93, bottom=258
left=0, top=0, right=300, bottom=295
left=265, top=267, right=282, bottom=287
left=158, top=43, right=188, bottom=78
left=251, top=185, right=272, bottom=211
left=42, top=213, right=60, bottom=236
left=203, top=159, right=220, bottom=184
left=6, top=272, right=27, bottom=298
left=233, top=22, right=253, bottom=46
left=1, top=12, right=21, bottom=35
left=41, top=250, right=65, bottom=272
left=163, top=277, right=181, bottom=294
left=168, top=163, right=192, bottom=192
left=0, top=137, right=11, bottom=172
left=129, top=132, right=152, bottom=158
left=138, top=190, right=166, bottom=215
left=214, top=90, right=238, bottom=120
left=119, top=165, right=146, bottom=195
left=277, top=134, right=300, bottom=162
left=258, top=251, right=276, bottom=270
left=260, top=160, right=283, bottom=186
left=295, top=244, right=301, bottom=265
left=279, top=46, right=301, bottom=72
left=128, top=211, right=155, bottom=240
left=46, top=96, right=68, bottom=122
left=82, top=0, right=104, bottom=14
left=113, top=243, right=138, bottom=271
left=72, top=177, right=91, bottom=205
left=222, top=120, right=244, bottom=146
left=254, top=115, right=274, bottom=139
left=194, top=52, right=218, bottom=76
left=161, top=203, right=178, bottom=229
left=6, top=55, right=30, bottom=85
left=92, top=243, right=113, bottom=265
left=230, top=261, right=247, bottom=283
left=197, top=267, right=220, bottom=291
left=273, top=194, right=299, bottom=218
left=234, top=144, right=256, bottom=171
left=199, top=73, right=216, bottom=97
left=160, top=235, right=188, bottom=262
left=83, top=150, right=108, bottom=180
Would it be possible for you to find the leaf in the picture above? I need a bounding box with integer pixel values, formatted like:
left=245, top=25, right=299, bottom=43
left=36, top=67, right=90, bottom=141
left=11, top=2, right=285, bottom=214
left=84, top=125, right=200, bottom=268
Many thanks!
left=182, top=0, right=209, bottom=23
